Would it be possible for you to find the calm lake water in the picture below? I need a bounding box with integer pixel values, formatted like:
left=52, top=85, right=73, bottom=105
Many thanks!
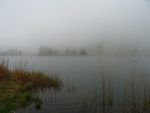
left=1, top=56, right=150, bottom=113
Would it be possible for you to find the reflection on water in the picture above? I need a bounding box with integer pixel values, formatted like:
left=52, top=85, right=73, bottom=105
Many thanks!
left=1, top=56, right=150, bottom=113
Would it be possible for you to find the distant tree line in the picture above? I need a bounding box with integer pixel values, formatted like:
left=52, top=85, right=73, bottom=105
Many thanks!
left=65, top=48, right=87, bottom=56
left=95, top=44, right=141, bottom=56
left=38, top=46, right=87, bottom=56
left=0, top=49, right=22, bottom=56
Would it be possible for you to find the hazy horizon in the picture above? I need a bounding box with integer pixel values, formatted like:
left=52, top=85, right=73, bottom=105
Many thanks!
left=0, top=0, right=150, bottom=52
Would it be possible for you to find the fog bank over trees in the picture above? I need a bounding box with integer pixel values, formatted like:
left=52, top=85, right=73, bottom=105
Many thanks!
left=0, top=0, right=150, bottom=50
left=0, top=0, right=150, bottom=55
left=1, top=42, right=150, bottom=56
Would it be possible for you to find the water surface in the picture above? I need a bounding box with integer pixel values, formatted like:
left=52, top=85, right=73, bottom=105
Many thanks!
left=0, top=56, right=150, bottom=113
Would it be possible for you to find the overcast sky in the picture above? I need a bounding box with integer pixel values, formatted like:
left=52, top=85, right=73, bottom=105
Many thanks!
left=0, top=0, right=150, bottom=51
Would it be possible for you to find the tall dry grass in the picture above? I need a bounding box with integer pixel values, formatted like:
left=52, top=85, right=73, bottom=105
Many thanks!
left=0, top=60, right=61, bottom=89
left=89, top=63, right=150, bottom=113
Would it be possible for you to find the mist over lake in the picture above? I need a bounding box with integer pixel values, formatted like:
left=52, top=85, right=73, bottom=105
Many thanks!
left=0, top=0, right=150, bottom=53
left=0, top=0, right=150, bottom=113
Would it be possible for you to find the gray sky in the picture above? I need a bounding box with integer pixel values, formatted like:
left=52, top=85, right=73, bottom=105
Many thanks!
left=0, top=0, right=150, bottom=51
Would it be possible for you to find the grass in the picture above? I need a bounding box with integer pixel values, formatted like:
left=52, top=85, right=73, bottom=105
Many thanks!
left=102, top=72, right=150, bottom=113
left=0, top=60, right=61, bottom=113
left=82, top=64, right=150, bottom=113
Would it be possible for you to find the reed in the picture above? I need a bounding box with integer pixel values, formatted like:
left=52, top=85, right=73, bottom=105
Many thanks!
left=91, top=62, right=150, bottom=113
left=0, top=60, right=61, bottom=88
left=0, top=60, right=62, bottom=113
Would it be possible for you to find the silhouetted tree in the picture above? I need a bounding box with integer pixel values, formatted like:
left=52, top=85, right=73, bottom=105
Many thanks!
left=39, top=46, right=53, bottom=56
left=80, top=49, right=87, bottom=56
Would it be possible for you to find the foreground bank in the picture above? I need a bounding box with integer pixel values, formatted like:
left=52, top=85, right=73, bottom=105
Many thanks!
left=0, top=61, right=61, bottom=113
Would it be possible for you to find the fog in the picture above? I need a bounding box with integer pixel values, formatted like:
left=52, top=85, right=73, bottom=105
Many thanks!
left=0, top=0, right=150, bottom=53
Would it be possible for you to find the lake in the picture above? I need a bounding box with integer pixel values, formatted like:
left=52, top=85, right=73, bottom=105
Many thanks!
left=0, top=56, right=150, bottom=113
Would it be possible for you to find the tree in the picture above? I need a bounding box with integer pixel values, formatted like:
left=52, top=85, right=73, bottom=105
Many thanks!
left=80, top=49, right=87, bottom=56
left=38, top=46, right=53, bottom=56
